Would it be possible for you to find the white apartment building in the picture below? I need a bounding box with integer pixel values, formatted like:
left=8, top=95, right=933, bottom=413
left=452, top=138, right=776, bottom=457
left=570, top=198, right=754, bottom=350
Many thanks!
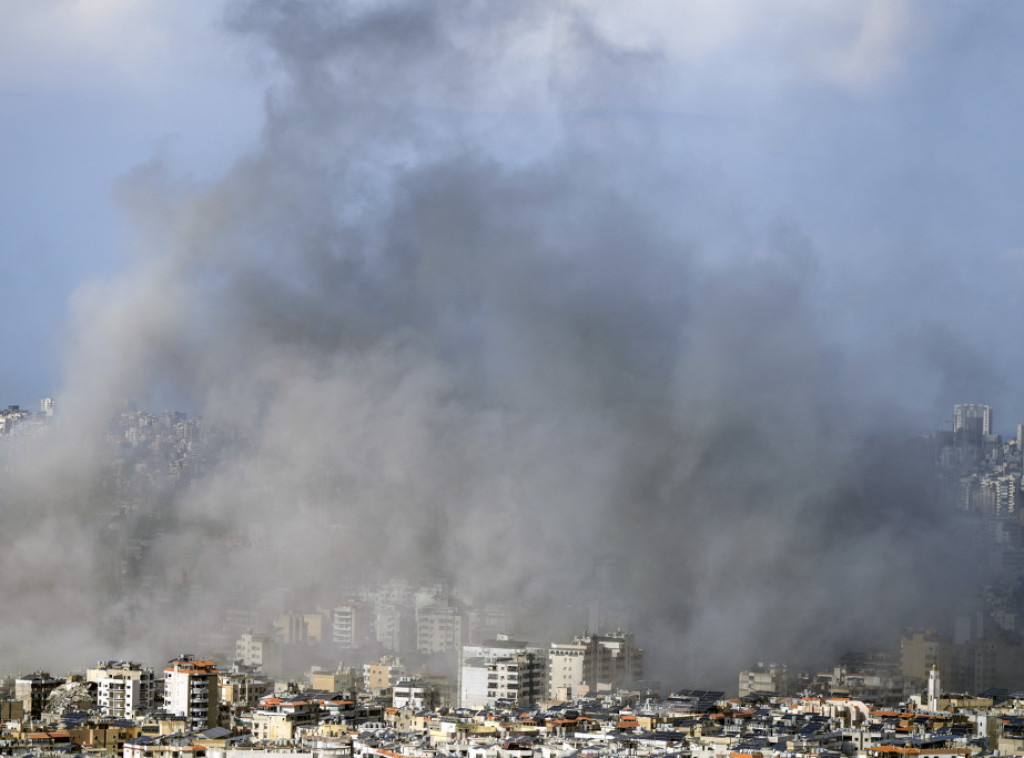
left=459, top=637, right=547, bottom=708
left=236, top=631, right=282, bottom=677
left=88, top=661, right=155, bottom=719
left=333, top=601, right=374, bottom=649
left=165, top=655, right=218, bottom=728
left=392, top=677, right=437, bottom=709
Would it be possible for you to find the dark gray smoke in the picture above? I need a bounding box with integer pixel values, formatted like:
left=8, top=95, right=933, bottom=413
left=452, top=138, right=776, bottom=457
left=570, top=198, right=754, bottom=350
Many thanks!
left=0, top=1, right=991, bottom=686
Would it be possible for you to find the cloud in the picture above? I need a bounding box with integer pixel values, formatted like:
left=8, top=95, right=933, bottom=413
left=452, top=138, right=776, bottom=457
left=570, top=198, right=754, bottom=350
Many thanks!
left=0, top=0, right=257, bottom=100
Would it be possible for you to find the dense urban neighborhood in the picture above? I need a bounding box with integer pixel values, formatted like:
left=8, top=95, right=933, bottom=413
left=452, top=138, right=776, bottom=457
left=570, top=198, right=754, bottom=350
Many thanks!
left=4, top=401, right=1024, bottom=755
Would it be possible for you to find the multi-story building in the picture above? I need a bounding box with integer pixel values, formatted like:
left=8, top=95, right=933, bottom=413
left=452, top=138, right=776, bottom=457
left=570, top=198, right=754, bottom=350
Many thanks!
left=416, top=603, right=465, bottom=654
left=901, top=629, right=951, bottom=693
left=374, top=603, right=415, bottom=652
left=164, top=656, right=218, bottom=728
left=302, top=611, right=330, bottom=645
left=14, top=672, right=63, bottom=719
left=88, top=661, right=155, bottom=719
left=250, top=696, right=320, bottom=741
left=467, top=605, right=515, bottom=643
left=954, top=404, right=994, bottom=445
left=546, top=632, right=644, bottom=699
left=363, top=656, right=405, bottom=693
left=459, top=637, right=547, bottom=708
left=333, top=601, right=374, bottom=650
left=274, top=614, right=309, bottom=645
left=738, top=663, right=788, bottom=698
left=236, top=631, right=282, bottom=677
left=309, top=667, right=359, bottom=692
left=392, top=677, right=438, bottom=709
left=218, top=664, right=273, bottom=717
left=0, top=699, right=25, bottom=721
left=548, top=642, right=588, bottom=700
left=489, top=653, right=545, bottom=706
left=587, top=632, right=644, bottom=690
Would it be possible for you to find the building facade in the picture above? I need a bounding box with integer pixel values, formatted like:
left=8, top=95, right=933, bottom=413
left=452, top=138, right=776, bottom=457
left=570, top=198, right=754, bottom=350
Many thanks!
left=88, top=661, right=155, bottom=719
left=459, top=637, right=547, bottom=708
left=164, top=656, right=218, bottom=729
left=546, top=632, right=645, bottom=700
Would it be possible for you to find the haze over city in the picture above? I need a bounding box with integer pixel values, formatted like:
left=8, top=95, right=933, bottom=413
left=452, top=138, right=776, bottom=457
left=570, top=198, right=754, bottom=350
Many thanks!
left=3, top=0, right=1024, bottom=692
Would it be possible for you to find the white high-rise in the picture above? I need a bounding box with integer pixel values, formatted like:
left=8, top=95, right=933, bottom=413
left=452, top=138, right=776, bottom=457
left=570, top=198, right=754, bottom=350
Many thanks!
left=88, top=661, right=155, bottom=719
left=459, top=636, right=547, bottom=708
left=164, top=655, right=218, bottom=728
left=953, top=404, right=993, bottom=442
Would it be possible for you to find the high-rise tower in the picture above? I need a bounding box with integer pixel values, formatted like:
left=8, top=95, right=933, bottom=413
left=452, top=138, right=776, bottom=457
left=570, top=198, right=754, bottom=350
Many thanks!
left=953, top=404, right=993, bottom=445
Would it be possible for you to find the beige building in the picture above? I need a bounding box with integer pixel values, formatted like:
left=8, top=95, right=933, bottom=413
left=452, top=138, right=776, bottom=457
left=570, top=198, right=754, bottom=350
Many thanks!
left=274, top=614, right=309, bottom=645
left=738, top=663, right=788, bottom=698
left=309, top=667, right=359, bottom=692
left=250, top=697, right=318, bottom=741
left=219, top=666, right=272, bottom=715
left=0, top=699, right=25, bottom=721
left=363, top=656, right=405, bottom=693
left=901, top=629, right=951, bottom=689
left=546, top=632, right=644, bottom=700
left=549, top=642, right=588, bottom=700
left=272, top=612, right=329, bottom=646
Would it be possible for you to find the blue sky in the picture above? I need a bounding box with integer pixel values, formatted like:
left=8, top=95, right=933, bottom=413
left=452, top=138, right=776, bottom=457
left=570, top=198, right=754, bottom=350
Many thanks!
left=0, top=0, right=264, bottom=405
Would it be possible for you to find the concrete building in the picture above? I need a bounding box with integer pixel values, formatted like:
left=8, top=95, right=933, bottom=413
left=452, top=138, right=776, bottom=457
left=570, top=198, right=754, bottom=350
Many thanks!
left=218, top=665, right=272, bottom=714
left=587, top=632, right=644, bottom=690
left=738, top=663, right=788, bottom=698
left=392, top=677, right=438, bottom=709
left=332, top=601, right=374, bottom=650
left=374, top=603, right=415, bottom=652
left=0, top=699, right=25, bottom=722
left=954, top=404, right=994, bottom=445
left=546, top=632, right=644, bottom=699
left=900, top=629, right=951, bottom=693
left=467, top=605, right=515, bottom=643
left=164, top=656, right=218, bottom=729
left=459, top=637, right=547, bottom=708
left=363, top=656, right=405, bottom=693
left=274, top=614, right=309, bottom=646
left=236, top=631, right=283, bottom=677
left=15, top=672, right=63, bottom=719
left=250, top=696, right=318, bottom=742
left=302, top=612, right=329, bottom=645
left=548, top=642, right=588, bottom=700
left=88, top=661, right=155, bottom=719
left=416, top=603, right=465, bottom=655
left=309, top=667, right=359, bottom=693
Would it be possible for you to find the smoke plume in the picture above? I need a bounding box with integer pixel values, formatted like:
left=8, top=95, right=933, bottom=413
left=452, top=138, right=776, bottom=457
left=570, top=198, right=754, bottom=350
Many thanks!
left=0, top=0, right=991, bottom=687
